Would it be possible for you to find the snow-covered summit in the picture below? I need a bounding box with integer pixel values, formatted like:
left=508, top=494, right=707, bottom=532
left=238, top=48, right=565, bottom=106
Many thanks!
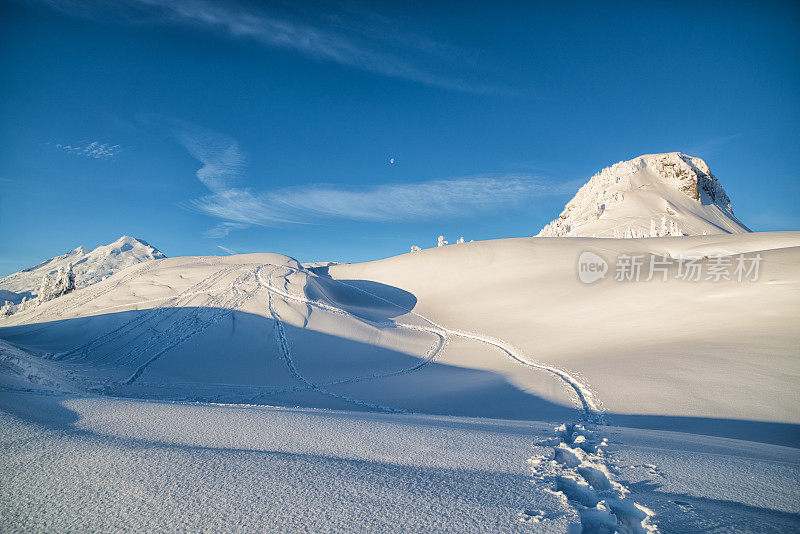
left=537, top=152, right=751, bottom=238
left=0, top=236, right=165, bottom=304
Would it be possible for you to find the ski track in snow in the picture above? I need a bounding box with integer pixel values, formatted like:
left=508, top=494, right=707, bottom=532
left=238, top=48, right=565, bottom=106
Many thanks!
left=22, top=258, right=165, bottom=322
left=5, top=259, right=661, bottom=532
left=261, top=265, right=421, bottom=414
left=122, top=268, right=260, bottom=385
left=257, top=263, right=659, bottom=532
left=57, top=263, right=242, bottom=362
left=260, top=263, right=598, bottom=416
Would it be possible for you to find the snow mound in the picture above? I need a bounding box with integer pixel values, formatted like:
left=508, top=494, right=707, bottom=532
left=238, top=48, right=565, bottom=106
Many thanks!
left=538, top=152, right=751, bottom=238
left=0, top=236, right=166, bottom=304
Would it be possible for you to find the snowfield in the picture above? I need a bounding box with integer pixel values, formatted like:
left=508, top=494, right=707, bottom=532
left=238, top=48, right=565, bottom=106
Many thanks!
left=2, top=392, right=798, bottom=533
left=1, top=231, right=799, bottom=532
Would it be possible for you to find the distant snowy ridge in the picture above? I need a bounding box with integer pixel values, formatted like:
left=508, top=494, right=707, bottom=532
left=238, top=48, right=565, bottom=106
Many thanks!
left=0, top=236, right=165, bottom=305
left=537, top=152, right=751, bottom=238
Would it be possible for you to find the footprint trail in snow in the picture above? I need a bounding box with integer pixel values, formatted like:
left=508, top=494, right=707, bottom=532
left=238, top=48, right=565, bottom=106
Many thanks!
left=260, top=263, right=660, bottom=533
left=527, top=423, right=658, bottom=533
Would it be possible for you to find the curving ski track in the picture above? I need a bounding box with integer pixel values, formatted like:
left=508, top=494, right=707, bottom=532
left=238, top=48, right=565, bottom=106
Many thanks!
left=258, top=263, right=599, bottom=418
left=261, top=265, right=423, bottom=414
left=12, top=258, right=657, bottom=531
left=258, top=262, right=658, bottom=532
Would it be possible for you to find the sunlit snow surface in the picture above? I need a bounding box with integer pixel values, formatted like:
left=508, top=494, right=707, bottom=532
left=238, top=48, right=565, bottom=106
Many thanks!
left=1, top=232, right=799, bottom=532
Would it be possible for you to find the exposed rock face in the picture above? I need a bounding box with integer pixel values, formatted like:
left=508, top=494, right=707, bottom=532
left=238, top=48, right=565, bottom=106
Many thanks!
left=649, top=153, right=732, bottom=209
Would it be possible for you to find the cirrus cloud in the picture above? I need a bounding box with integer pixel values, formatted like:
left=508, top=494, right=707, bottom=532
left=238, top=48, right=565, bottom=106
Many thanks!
left=31, top=0, right=502, bottom=94
left=188, top=176, right=573, bottom=230
left=170, top=121, right=573, bottom=238
left=52, top=141, right=122, bottom=160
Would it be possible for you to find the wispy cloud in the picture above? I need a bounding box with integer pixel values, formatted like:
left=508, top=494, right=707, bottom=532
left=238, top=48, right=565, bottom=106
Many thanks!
left=189, top=177, right=571, bottom=229
left=170, top=121, right=568, bottom=236
left=34, top=0, right=498, bottom=93
left=52, top=141, right=122, bottom=160
left=171, top=121, right=245, bottom=192
left=205, top=221, right=249, bottom=238
left=216, top=245, right=238, bottom=255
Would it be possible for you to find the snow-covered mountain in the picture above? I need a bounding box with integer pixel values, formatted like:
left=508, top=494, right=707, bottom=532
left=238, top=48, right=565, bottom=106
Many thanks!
left=538, top=152, right=751, bottom=238
left=0, top=236, right=165, bottom=304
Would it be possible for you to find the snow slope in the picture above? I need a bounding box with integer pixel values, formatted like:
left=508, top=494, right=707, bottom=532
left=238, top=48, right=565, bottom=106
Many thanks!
left=1, top=232, right=797, bottom=432
left=0, top=236, right=165, bottom=304
left=538, top=153, right=751, bottom=238
left=332, top=232, right=800, bottom=435
left=1, top=232, right=798, bottom=532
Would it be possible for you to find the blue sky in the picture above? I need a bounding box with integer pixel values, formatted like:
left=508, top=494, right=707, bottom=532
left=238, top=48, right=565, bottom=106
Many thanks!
left=1, top=0, right=798, bottom=275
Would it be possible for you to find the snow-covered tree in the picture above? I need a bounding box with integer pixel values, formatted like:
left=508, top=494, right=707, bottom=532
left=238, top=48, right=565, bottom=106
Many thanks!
left=650, top=218, right=657, bottom=237
left=37, top=263, right=76, bottom=303
left=410, top=245, right=422, bottom=253
left=0, top=301, right=14, bottom=317
left=613, top=228, right=621, bottom=239
left=669, top=220, right=682, bottom=237
left=660, top=215, right=668, bottom=237
left=37, top=274, right=51, bottom=303
left=456, top=237, right=465, bottom=244
left=437, top=236, right=448, bottom=247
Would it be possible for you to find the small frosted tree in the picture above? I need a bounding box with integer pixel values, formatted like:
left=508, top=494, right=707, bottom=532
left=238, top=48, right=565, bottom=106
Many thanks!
left=37, top=274, right=52, bottom=303
left=0, top=301, right=14, bottom=317
left=669, top=220, right=682, bottom=237
left=410, top=245, right=422, bottom=253
left=37, top=263, right=76, bottom=303
left=456, top=237, right=465, bottom=244
left=660, top=215, right=668, bottom=237
left=650, top=218, right=657, bottom=237
left=437, top=235, right=448, bottom=247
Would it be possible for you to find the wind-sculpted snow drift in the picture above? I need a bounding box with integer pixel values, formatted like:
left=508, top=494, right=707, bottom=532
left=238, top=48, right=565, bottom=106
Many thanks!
left=1, top=232, right=799, bottom=532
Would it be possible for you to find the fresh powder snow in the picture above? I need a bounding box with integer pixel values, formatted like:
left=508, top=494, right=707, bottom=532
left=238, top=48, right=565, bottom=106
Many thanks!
left=1, top=162, right=798, bottom=533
